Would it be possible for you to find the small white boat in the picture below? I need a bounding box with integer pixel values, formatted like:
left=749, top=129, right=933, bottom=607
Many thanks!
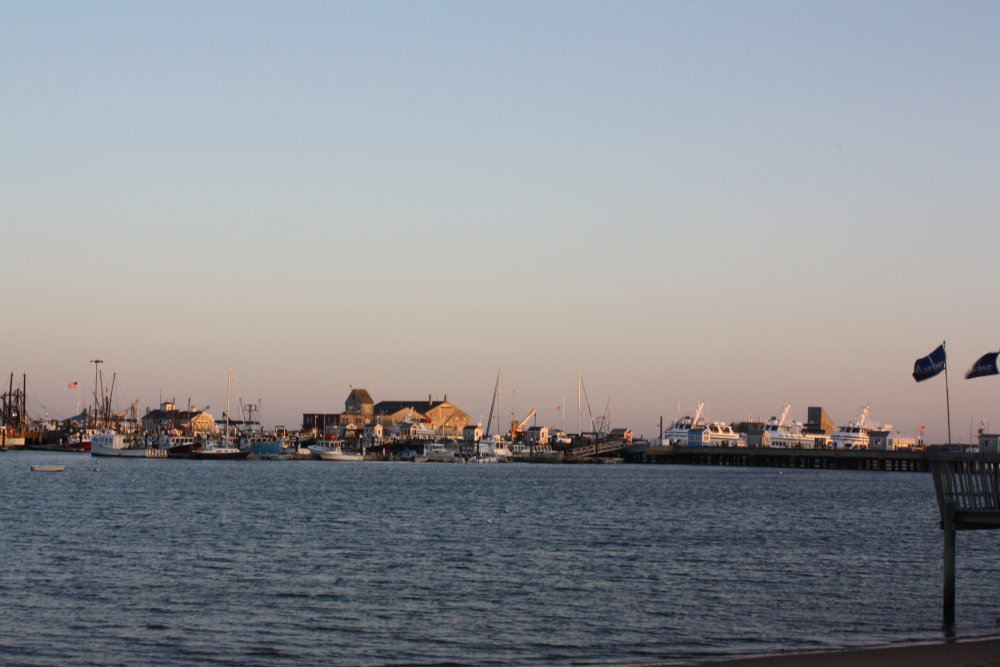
left=31, top=465, right=65, bottom=472
left=312, top=446, right=364, bottom=461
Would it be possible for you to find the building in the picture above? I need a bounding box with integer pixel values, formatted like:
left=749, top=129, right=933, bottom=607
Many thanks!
left=979, top=432, right=1000, bottom=454
left=609, top=427, right=633, bottom=445
left=305, top=390, right=471, bottom=439
left=374, top=395, right=471, bottom=435
left=525, top=425, right=550, bottom=446
left=804, top=407, right=835, bottom=436
left=344, top=388, right=374, bottom=421
left=142, top=402, right=216, bottom=436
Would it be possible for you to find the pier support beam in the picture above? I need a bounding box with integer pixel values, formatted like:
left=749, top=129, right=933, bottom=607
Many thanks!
left=943, top=501, right=956, bottom=626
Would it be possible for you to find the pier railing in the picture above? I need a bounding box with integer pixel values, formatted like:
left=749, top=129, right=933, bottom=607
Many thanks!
left=928, top=452, right=1000, bottom=521
left=927, top=451, right=1000, bottom=625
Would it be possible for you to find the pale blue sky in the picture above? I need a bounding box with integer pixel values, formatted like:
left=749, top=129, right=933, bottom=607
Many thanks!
left=3, top=1, right=998, bottom=441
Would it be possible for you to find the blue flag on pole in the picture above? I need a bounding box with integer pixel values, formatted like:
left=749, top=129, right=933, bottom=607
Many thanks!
left=966, top=351, right=1000, bottom=379
left=913, top=344, right=947, bottom=382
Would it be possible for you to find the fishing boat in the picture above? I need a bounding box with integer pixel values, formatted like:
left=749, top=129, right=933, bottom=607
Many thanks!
left=2, top=373, right=29, bottom=449
left=309, top=434, right=364, bottom=461
left=90, top=431, right=167, bottom=458
left=475, top=434, right=512, bottom=462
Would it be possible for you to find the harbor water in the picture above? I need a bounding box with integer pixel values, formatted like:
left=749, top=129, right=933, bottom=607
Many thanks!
left=2, top=452, right=999, bottom=666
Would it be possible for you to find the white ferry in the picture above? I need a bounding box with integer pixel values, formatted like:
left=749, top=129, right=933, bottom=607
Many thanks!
left=831, top=406, right=874, bottom=450
left=763, top=404, right=817, bottom=449
left=662, top=402, right=706, bottom=445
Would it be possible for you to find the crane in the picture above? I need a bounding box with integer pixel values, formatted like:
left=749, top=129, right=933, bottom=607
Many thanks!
left=509, top=408, right=537, bottom=440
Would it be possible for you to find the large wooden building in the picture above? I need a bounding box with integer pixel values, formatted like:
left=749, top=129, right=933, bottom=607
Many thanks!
left=142, top=402, right=216, bottom=436
left=303, top=391, right=471, bottom=439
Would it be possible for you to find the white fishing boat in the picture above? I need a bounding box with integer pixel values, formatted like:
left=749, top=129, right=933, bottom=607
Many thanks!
left=662, top=402, right=706, bottom=445
left=475, top=434, right=512, bottom=463
left=90, top=431, right=167, bottom=458
left=310, top=439, right=364, bottom=461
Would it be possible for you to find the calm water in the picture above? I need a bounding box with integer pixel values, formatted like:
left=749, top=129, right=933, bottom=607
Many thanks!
left=2, top=452, right=999, bottom=666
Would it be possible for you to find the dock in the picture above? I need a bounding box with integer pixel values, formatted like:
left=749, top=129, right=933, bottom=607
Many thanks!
left=623, top=444, right=930, bottom=472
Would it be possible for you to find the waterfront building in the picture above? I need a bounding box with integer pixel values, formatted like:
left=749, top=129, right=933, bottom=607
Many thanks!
left=142, top=402, right=216, bottom=436
left=526, top=425, right=550, bottom=446
left=978, top=432, right=1000, bottom=454
left=305, top=391, right=471, bottom=439
left=374, top=395, right=471, bottom=435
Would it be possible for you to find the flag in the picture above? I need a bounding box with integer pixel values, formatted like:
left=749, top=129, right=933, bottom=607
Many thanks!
left=67, top=381, right=78, bottom=389
left=966, top=351, right=1000, bottom=379
left=913, top=344, right=946, bottom=382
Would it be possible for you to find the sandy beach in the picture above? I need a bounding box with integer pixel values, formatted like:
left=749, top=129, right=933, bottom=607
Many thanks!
left=687, top=637, right=1000, bottom=666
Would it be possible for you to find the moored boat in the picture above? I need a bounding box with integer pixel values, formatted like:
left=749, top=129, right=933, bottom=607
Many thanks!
left=831, top=406, right=873, bottom=450
left=90, top=431, right=167, bottom=458
left=415, top=441, right=455, bottom=463
left=662, top=402, right=706, bottom=445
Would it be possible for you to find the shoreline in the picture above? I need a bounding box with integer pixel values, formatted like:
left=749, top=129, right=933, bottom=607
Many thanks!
left=680, top=636, right=1000, bottom=666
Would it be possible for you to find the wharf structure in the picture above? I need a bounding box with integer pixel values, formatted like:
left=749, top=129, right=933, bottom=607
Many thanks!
left=623, top=443, right=930, bottom=471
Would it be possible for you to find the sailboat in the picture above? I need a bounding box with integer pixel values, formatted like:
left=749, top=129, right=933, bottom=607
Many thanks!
left=475, top=369, right=512, bottom=462
left=191, top=369, right=246, bottom=460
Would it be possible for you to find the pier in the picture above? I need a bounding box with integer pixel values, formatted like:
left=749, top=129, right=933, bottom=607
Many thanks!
left=623, top=444, right=930, bottom=472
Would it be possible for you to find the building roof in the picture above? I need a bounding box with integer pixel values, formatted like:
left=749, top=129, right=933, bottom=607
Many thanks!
left=374, top=400, right=441, bottom=416
left=144, top=409, right=210, bottom=421
left=347, top=388, right=374, bottom=405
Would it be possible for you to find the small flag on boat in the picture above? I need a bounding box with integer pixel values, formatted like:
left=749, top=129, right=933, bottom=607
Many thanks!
left=966, top=351, right=1000, bottom=379
left=913, top=344, right=947, bottom=382
left=67, top=381, right=78, bottom=389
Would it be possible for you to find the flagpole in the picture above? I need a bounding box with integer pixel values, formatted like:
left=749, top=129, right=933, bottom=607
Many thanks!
left=944, top=340, right=953, bottom=445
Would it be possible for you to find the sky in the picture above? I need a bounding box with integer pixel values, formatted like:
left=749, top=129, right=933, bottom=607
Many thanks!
left=2, top=1, right=998, bottom=442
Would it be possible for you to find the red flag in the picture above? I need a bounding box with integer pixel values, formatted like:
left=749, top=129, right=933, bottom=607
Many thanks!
left=68, top=381, right=78, bottom=389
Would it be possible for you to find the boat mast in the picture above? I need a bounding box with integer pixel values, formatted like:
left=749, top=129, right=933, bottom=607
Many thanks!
left=577, top=371, right=581, bottom=436
left=225, top=367, right=232, bottom=438
left=90, top=359, right=102, bottom=430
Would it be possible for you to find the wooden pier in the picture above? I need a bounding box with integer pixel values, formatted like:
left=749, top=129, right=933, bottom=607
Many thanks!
left=623, top=444, right=930, bottom=472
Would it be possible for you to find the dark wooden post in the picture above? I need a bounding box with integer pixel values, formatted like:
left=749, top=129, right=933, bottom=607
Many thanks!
left=943, top=500, right=956, bottom=626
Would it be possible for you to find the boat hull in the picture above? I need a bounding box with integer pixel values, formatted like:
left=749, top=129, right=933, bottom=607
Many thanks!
left=91, top=445, right=167, bottom=458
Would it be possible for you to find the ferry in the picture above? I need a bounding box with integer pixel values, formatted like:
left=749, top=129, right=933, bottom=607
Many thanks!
left=831, top=406, right=873, bottom=450
left=706, top=421, right=744, bottom=447
left=662, top=402, right=706, bottom=445
left=763, top=404, right=817, bottom=449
